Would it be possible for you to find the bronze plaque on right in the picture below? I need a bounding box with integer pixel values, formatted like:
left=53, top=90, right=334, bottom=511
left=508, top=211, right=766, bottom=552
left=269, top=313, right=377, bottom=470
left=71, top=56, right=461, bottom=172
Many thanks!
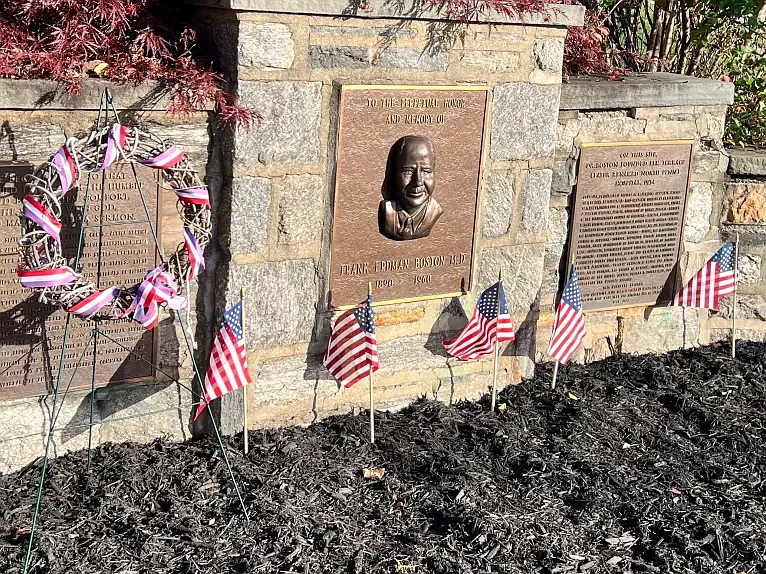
left=570, top=141, right=694, bottom=311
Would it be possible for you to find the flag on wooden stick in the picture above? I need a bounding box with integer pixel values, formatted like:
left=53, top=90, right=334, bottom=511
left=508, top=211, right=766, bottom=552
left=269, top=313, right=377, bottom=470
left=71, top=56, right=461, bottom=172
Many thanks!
left=195, top=301, right=252, bottom=420
left=443, top=281, right=515, bottom=360
left=548, top=265, right=586, bottom=365
left=671, top=243, right=736, bottom=310
left=323, top=295, right=379, bottom=388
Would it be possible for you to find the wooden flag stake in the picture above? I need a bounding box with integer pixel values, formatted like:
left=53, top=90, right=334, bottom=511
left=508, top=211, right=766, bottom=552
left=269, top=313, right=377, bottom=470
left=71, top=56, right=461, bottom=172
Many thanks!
left=732, top=233, right=740, bottom=359
left=368, top=282, right=375, bottom=444
left=551, top=361, right=559, bottom=390
left=241, top=287, right=249, bottom=456
left=490, top=269, right=503, bottom=412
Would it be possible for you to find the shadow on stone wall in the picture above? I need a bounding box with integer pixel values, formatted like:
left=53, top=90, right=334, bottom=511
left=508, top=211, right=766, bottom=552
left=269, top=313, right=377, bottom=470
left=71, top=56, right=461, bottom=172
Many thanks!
left=58, top=314, right=182, bottom=444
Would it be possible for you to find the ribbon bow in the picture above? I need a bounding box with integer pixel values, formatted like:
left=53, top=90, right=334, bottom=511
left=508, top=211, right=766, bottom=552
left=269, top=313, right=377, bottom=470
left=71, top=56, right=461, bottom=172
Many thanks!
left=125, top=265, right=187, bottom=330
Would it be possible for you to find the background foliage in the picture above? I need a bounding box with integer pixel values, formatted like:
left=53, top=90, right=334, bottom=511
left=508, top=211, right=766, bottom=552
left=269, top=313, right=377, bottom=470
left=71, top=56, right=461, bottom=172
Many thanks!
left=568, top=0, right=766, bottom=146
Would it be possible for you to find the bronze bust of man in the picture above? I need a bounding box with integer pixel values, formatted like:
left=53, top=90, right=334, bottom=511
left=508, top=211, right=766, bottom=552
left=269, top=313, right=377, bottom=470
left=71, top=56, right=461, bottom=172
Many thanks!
left=379, top=135, right=444, bottom=241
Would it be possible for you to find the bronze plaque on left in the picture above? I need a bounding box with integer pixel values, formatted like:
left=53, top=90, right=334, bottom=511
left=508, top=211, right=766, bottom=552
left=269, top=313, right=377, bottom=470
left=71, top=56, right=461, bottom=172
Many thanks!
left=0, top=162, right=159, bottom=401
left=329, top=85, right=490, bottom=308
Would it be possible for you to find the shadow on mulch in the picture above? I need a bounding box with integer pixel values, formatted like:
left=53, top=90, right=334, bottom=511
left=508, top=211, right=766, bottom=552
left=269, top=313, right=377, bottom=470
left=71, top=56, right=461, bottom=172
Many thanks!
left=2, top=341, right=765, bottom=574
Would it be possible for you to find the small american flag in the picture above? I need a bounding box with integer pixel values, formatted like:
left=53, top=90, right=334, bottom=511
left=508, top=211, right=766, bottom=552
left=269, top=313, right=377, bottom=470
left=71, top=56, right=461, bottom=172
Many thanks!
left=548, top=266, right=586, bottom=365
left=671, top=243, right=736, bottom=310
left=443, top=281, right=515, bottom=360
left=323, top=295, right=379, bottom=388
left=195, top=301, right=252, bottom=420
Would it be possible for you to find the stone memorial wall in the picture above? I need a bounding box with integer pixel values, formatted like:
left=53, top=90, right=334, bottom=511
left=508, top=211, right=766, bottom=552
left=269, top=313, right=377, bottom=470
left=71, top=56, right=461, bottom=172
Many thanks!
left=190, top=1, right=585, bottom=434
left=0, top=3, right=754, bottom=474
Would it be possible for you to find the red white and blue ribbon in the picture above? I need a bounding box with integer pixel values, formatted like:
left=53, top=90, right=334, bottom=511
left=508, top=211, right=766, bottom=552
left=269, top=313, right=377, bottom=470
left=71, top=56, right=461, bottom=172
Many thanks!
left=124, top=265, right=187, bottom=329
left=17, top=267, right=77, bottom=289
left=183, top=226, right=205, bottom=282
left=174, top=186, right=210, bottom=208
left=67, top=287, right=121, bottom=319
left=140, top=146, right=184, bottom=169
left=53, top=145, right=77, bottom=196
left=102, top=124, right=128, bottom=170
left=22, top=195, right=62, bottom=244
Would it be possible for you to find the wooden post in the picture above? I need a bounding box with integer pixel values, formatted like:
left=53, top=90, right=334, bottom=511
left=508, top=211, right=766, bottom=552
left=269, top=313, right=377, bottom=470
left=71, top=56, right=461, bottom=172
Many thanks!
left=732, top=233, right=740, bottom=359
left=490, top=269, right=503, bottom=412
left=368, top=282, right=375, bottom=444
left=241, top=287, right=249, bottom=455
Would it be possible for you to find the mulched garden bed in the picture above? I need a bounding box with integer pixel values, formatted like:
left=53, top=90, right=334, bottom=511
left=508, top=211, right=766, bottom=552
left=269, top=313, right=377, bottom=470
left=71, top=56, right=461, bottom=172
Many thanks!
left=1, top=341, right=765, bottom=573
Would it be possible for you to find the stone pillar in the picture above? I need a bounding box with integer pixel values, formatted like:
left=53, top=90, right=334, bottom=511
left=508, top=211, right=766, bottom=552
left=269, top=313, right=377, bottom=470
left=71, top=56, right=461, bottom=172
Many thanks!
left=190, top=0, right=585, bottom=432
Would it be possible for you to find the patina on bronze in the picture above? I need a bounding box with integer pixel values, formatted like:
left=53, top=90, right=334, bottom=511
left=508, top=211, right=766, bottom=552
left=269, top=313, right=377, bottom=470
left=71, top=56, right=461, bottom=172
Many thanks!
left=330, top=86, right=489, bottom=308
left=0, top=162, right=159, bottom=401
left=379, top=135, right=444, bottom=241
left=570, top=141, right=694, bottom=311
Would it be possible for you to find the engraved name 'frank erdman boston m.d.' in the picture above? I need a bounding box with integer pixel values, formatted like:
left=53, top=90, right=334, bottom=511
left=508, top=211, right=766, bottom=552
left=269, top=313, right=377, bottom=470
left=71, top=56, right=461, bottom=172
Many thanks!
left=379, top=135, right=444, bottom=241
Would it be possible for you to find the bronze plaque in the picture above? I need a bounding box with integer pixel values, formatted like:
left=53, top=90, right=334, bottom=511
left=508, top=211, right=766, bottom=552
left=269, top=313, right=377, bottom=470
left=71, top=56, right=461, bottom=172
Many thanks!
left=0, top=162, right=159, bottom=401
left=329, top=85, right=489, bottom=308
left=570, top=141, right=694, bottom=311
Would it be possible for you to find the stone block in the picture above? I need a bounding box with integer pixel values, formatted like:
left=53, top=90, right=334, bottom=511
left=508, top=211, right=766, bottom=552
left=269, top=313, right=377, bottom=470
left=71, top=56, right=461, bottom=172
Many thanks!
left=522, top=169, right=553, bottom=233
left=98, top=383, right=191, bottom=444
left=0, top=122, right=65, bottom=162
left=710, top=328, right=766, bottom=343
left=278, top=174, right=324, bottom=245
left=559, top=73, right=734, bottom=111
left=310, top=25, right=416, bottom=39
left=458, top=51, right=520, bottom=73
left=375, top=48, right=448, bottom=71
left=479, top=243, right=545, bottom=311
left=482, top=171, right=514, bottom=237
left=238, top=22, right=295, bottom=70
left=556, top=110, right=646, bottom=156
left=693, top=147, right=726, bottom=175
left=644, top=113, right=699, bottom=140
left=725, top=182, right=766, bottom=224
left=622, top=307, right=699, bottom=354
left=492, top=83, right=560, bottom=160
left=149, top=123, right=211, bottom=168
left=229, top=259, right=319, bottom=348
left=533, top=38, right=564, bottom=74
left=546, top=207, right=569, bottom=259
left=728, top=148, right=766, bottom=176
left=684, top=181, right=712, bottom=242
left=473, top=28, right=524, bottom=43
left=255, top=355, right=325, bottom=405
left=551, top=159, right=575, bottom=194
left=309, top=46, right=369, bottom=69
left=716, top=293, right=766, bottom=321
left=0, top=391, right=98, bottom=474
left=236, top=81, right=322, bottom=166
left=229, top=176, right=271, bottom=253
left=738, top=253, right=762, bottom=285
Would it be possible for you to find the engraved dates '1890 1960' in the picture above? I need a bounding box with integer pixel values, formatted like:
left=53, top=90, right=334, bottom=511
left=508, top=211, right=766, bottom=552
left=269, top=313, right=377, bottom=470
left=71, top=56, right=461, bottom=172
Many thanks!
left=570, top=141, right=694, bottom=311
left=330, top=86, right=490, bottom=308
left=0, top=162, right=159, bottom=401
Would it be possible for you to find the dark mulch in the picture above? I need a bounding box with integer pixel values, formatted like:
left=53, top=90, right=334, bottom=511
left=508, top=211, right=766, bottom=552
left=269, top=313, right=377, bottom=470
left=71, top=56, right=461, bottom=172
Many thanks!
left=2, top=341, right=766, bottom=573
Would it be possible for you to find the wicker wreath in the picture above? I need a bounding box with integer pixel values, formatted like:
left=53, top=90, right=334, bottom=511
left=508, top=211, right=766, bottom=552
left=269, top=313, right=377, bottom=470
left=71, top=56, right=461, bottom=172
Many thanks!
left=17, top=123, right=212, bottom=330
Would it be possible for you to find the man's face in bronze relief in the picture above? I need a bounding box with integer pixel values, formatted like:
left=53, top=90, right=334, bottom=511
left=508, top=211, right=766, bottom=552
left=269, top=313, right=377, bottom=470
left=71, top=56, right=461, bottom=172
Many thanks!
left=379, top=135, right=444, bottom=241
left=395, top=138, right=435, bottom=213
